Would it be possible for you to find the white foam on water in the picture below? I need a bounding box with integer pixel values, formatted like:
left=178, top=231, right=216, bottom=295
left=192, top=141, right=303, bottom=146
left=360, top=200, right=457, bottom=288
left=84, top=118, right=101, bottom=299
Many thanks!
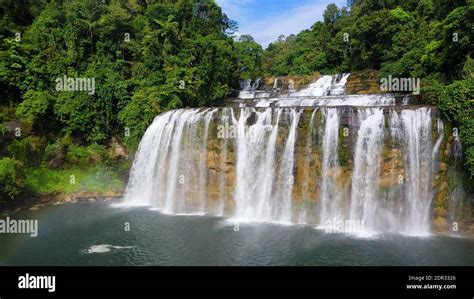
left=83, top=245, right=134, bottom=254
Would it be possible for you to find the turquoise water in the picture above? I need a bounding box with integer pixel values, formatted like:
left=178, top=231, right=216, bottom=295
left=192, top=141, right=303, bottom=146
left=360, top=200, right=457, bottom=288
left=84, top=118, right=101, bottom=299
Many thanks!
left=1, top=201, right=473, bottom=266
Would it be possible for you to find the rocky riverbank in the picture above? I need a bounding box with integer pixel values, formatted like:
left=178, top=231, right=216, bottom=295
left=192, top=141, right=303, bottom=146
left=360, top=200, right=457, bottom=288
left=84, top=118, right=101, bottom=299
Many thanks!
left=0, top=189, right=125, bottom=217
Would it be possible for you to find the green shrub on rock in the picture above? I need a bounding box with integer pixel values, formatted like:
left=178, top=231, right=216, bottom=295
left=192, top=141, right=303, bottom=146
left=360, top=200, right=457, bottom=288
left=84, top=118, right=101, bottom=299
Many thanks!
left=7, top=136, right=45, bottom=167
left=66, top=144, right=108, bottom=166
left=0, top=157, right=26, bottom=201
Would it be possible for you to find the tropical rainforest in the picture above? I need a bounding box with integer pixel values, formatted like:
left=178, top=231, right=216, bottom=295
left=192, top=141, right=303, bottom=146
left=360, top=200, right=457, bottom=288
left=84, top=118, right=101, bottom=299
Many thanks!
left=0, top=0, right=473, bottom=203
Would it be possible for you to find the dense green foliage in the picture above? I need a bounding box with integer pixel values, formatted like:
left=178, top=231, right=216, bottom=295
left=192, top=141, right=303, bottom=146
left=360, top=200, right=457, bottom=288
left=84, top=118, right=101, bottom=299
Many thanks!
left=425, top=78, right=474, bottom=178
left=0, top=0, right=259, bottom=148
left=234, top=34, right=263, bottom=79
left=261, top=0, right=474, bottom=178
left=0, top=157, right=25, bottom=200
left=262, top=0, right=473, bottom=80
left=25, top=165, right=124, bottom=195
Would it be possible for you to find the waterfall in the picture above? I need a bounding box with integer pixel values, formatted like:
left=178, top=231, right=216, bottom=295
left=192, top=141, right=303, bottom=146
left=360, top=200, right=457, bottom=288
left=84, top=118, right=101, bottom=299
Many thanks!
left=232, top=108, right=289, bottom=222
left=217, top=108, right=231, bottom=216
left=121, top=74, right=462, bottom=237
left=298, top=108, right=318, bottom=223
left=291, top=75, right=334, bottom=97
left=348, top=109, right=385, bottom=235
left=240, top=79, right=252, bottom=91
left=252, top=78, right=261, bottom=90
left=330, top=73, right=350, bottom=96
left=122, top=111, right=174, bottom=206
left=453, top=135, right=463, bottom=161
left=162, top=110, right=196, bottom=213
left=240, top=74, right=353, bottom=101
left=197, top=109, right=217, bottom=212
left=400, top=108, right=433, bottom=235
left=319, top=108, right=342, bottom=225
left=289, top=73, right=350, bottom=97
left=239, top=78, right=261, bottom=99
left=432, top=118, right=444, bottom=174
left=254, top=94, right=395, bottom=108
left=273, top=78, right=280, bottom=90
left=273, top=108, right=301, bottom=222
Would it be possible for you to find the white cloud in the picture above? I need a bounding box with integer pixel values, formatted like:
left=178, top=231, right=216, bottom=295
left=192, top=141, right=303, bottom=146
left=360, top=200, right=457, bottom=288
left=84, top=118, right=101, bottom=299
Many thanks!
left=216, top=0, right=255, bottom=23
left=216, top=0, right=347, bottom=48
left=241, top=2, right=328, bottom=48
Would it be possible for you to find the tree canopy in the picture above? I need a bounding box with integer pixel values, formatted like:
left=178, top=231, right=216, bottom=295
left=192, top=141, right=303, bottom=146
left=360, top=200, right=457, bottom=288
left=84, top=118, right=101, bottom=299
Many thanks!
left=262, top=0, right=473, bottom=81
left=0, top=0, right=262, bottom=147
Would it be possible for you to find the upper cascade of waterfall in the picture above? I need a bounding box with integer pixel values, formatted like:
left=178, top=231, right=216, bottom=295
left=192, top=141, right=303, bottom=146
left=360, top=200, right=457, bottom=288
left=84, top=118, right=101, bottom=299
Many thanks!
left=236, top=73, right=404, bottom=107
left=239, top=74, right=351, bottom=99
left=291, top=73, right=350, bottom=97
left=253, top=94, right=395, bottom=107
left=238, top=78, right=262, bottom=99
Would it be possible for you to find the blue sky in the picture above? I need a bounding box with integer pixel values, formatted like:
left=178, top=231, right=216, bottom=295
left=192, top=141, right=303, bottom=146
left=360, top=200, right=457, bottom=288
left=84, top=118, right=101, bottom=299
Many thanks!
left=215, top=0, right=347, bottom=48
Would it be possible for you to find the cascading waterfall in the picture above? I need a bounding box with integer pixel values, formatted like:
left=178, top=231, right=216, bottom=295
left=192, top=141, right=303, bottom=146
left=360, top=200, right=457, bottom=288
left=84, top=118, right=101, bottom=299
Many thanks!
left=329, top=73, right=351, bottom=96
left=349, top=109, right=385, bottom=235
left=258, top=94, right=396, bottom=108
left=273, top=109, right=301, bottom=222
left=432, top=119, right=444, bottom=168
left=121, top=73, right=462, bottom=237
left=239, top=78, right=261, bottom=99
left=162, top=110, right=196, bottom=213
left=122, top=111, right=173, bottom=207
left=198, top=109, right=217, bottom=212
left=252, top=78, right=261, bottom=90
left=273, top=78, right=280, bottom=90
left=242, top=74, right=358, bottom=103
left=217, top=108, right=231, bottom=216
left=231, top=108, right=302, bottom=222
left=291, top=75, right=334, bottom=97
left=319, top=108, right=343, bottom=225
left=298, top=108, right=318, bottom=223
left=232, top=108, right=276, bottom=221
left=400, top=108, right=433, bottom=235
